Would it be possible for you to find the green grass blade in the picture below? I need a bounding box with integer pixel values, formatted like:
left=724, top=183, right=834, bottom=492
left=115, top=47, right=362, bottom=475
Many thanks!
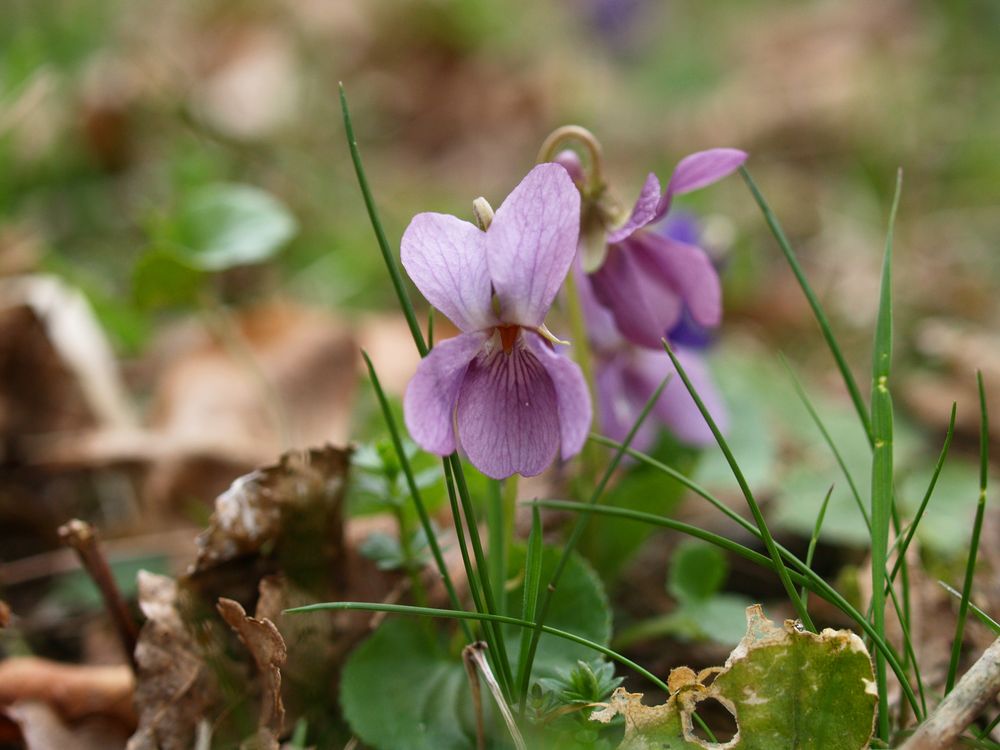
left=869, top=168, right=902, bottom=742
left=939, top=581, right=1000, bottom=636
left=340, top=84, right=427, bottom=357
left=782, top=355, right=871, bottom=531
left=887, top=403, right=957, bottom=585
left=515, top=507, right=544, bottom=698
left=741, top=166, right=872, bottom=440
left=362, top=351, right=474, bottom=644
left=801, top=484, right=835, bottom=607
left=287, top=600, right=671, bottom=695
left=488, top=479, right=505, bottom=618
left=662, top=341, right=814, bottom=631
left=518, top=375, right=671, bottom=711
left=945, top=372, right=990, bottom=694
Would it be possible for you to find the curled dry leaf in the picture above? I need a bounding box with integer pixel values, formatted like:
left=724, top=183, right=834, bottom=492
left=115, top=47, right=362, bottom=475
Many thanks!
left=217, top=597, right=287, bottom=750
left=127, top=571, right=218, bottom=750
left=591, top=605, right=876, bottom=749
left=192, top=445, right=350, bottom=579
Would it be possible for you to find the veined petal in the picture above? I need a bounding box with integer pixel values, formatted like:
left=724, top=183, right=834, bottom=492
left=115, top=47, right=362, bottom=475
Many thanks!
left=629, top=232, right=722, bottom=329
left=455, top=336, right=560, bottom=479
left=589, top=241, right=684, bottom=349
left=594, top=355, right=659, bottom=454
left=524, top=333, right=591, bottom=460
left=486, top=164, right=581, bottom=328
left=401, top=213, right=494, bottom=332
left=606, top=172, right=662, bottom=244
left=404, top=332, right=486, bottom=455
left=627, top=347, right=727, bottom=446
left=654, top=148, right=748, bottom=221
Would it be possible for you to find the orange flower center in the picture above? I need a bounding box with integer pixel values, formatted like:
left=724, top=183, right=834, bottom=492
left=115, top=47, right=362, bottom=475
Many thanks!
left=497, top=324, right=520, bottom=353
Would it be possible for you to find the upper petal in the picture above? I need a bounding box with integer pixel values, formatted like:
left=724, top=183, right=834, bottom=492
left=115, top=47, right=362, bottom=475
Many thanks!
left=606, top=172, right=662, bottom=244
left=653, top=148, right=748, bottom=221
left=629, top=232, right=722, bottom=329
left=524, top=333, right=592, bottom=460
left=401, top=213, right=495, bottom=332
left=455, top=336, right=561, bottom=479
left=589, top=241, right=684, bottom=349
left=404, top=332, right=486, bottom=455
left=486, top=164, right=581, bottom=327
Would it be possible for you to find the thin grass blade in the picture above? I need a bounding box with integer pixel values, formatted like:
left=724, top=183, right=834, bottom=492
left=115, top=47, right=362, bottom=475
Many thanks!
left=801, top=484, right=835, bottom=607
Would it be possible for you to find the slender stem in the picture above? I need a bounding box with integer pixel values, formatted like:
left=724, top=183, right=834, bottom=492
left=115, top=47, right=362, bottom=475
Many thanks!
left=801, top=485, right=834, bottom=608
left=392, top=504, right=428, bottom=609
left=536, top=125, right=605, bottom=194
left=501, top=474, right=519, bottom=611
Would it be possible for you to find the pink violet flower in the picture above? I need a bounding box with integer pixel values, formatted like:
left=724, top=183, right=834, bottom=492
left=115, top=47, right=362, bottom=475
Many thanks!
left=586, top=148, right=747, bottom=349
left=401, top=164, right=592, bottom=480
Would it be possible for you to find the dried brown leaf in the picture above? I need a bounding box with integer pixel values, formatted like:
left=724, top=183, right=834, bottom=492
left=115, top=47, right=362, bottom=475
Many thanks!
left=5, top=701, right=131, bottom=750
left=127, top=571, right=218, bottom=750
left=217, top=597, right=287, bottom=749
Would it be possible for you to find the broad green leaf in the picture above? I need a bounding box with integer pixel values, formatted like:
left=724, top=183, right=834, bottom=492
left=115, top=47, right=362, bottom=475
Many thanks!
left=668, top=540, right=727, bottom=602
left=340, top=545, right=611, bottom=749
left=169, top=183, right=297, bottom=271
left=504, top=545, right=612, bottom=679
left=340, top=618, right=485, bottom=750
left=592, top=606, right=876, bottom=749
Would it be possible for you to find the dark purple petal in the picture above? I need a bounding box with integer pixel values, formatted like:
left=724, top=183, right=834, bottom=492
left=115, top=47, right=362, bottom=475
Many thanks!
left=401, top=213, right=494, bottom=332
left=524, top=333, right=592, bottom=460
left=455, top=335, right=561, bottom=479
left=403, top=332, right=486, bottom=456
left=572, top=261, right=622, bottom=353
left=628, top=232, right=722, bottom=329
left=589, top=240, right=684, bottom=349
left=487, top=164, right=581, bottom=328
left=606, top=172, right=662, bottom=244
left=653, top=148, right=748, bottom=221
left=594, top=354, right=658, bottom=453
left=627, top=347, right=727, bottom=446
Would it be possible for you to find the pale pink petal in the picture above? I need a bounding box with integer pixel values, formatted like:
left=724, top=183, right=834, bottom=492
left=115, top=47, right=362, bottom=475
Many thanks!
left=629, top=232, right=722, bottom=328
left=486, top=164, right=581, bottom=327
left=606, top=172, right=662, bottom=244
left=401, top=213, right=494, bottom=332
left=653, top=148, right=748, bottom=221
left=524, top=333, right=592, bottom=460
left=627, top=347, right=727, bottom=446
left=455, top=336, right=560, bottom=478
left=589, top=241, right=684, bottom=349
left=403, top=332, right=486, bottom=455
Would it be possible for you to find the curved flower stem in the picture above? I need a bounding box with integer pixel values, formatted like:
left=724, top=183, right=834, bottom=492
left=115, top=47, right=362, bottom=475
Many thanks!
left=536, top=125, right=605, bottom=195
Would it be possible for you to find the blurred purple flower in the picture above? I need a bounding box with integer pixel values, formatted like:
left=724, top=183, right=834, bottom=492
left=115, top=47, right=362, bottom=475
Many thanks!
left=402, top=164, right=591, bottom=480
left=576, top=214, right=728, bottom=450
left=588, top=148, right=747, bottom=349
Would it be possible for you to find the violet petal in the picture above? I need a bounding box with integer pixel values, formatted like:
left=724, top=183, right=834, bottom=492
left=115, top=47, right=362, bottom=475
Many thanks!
left=524, top=333, right=592, bottom=460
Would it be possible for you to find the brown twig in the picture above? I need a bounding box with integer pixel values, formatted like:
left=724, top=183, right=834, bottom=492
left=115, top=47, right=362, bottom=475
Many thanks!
left=463, top=642, right=526, bottom=750
left=899, top=635, right=1000, bottom=750
left=462, top=642, right=487, bottom=750
left=58, top=519, right=139, bottom=669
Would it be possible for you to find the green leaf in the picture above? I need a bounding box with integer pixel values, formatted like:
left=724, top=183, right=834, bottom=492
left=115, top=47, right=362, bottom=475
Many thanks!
left=132, top=248, right=204, bottom=309
left=340, top=618, right=483, bottom=750
left=668, top=540, right=727, bottom=602
left=592, top=606, right=876, bottom=749
left=339, top=546, right=611, bottom=749
left=168, top=183, right=297, bottom=271
left=505, top=545, right=612, bottom=680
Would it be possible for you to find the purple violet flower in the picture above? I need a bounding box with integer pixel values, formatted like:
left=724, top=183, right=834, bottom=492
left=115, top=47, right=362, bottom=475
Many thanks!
left=576, top=251, right=727, bottom=451
left=587, top=148, right=747, bottom=349
left=401, top=164, right=591, bottom=480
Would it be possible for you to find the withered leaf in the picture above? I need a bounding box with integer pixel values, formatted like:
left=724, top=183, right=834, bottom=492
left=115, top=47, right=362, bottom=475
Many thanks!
left=127, top=571, right=218, bottom=750
left=591, top=605, right=876, bottom=749
left=5, top=701, right=132, bottom=750
left=217, top=597, right=287, bottom=749
left=191, top=446, right=350, bottom=587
